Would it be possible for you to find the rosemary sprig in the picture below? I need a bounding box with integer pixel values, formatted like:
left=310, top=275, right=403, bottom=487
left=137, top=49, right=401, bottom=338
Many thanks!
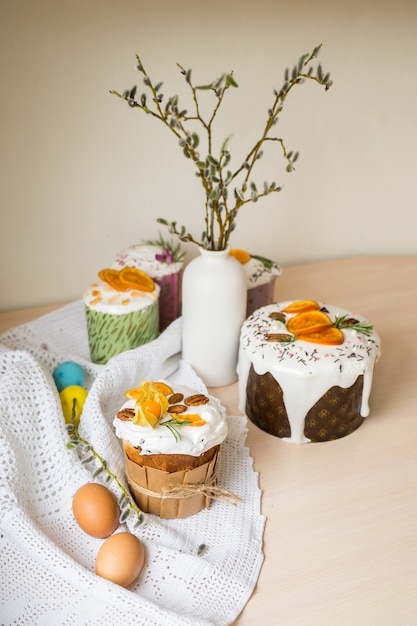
left=161, top=419, right=182, bottom=442
left=251, top=254, right=280, bottom=271
left=142, top=232, right=185, bottom=262
left=65, top=399, right=144, bottom=527
left=333, top=314, right=374, bottom=336
left=161, top=417, right=196, bottom=441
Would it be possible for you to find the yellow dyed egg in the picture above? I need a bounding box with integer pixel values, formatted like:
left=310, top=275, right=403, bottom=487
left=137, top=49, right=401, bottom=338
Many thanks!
left=72, top=483, right=120, bottom=538
left=59, top=385, right=88, bottom=426
left=95, top=532, right=145, bottom=587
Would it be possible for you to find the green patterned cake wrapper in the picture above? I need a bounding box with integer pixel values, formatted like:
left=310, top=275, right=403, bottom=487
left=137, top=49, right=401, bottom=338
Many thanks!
left=85, top=299, right=159, bottom=364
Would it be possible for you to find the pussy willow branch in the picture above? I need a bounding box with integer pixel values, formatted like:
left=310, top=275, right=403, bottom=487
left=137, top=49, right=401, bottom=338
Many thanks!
left=110, top=43, right=332, bottom=250
left=66, top=400, right=144, bottom=525
left=174, top=65, right=236, bottom=247
left=231, top=45, right=327, bottom=186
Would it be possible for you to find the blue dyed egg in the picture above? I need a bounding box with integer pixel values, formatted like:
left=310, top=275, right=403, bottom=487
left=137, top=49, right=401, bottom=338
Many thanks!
left=53, top=361, right=85, bottom=392
left=59, top=385, right=88, bottom=426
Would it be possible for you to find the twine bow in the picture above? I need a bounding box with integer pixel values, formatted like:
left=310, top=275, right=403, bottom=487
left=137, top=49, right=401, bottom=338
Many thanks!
left=127, top=471, right=240, bottom=506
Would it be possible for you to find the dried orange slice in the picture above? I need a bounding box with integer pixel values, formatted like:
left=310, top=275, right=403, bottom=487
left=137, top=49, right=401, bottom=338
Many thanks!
left=186, top=415, right=206, bottom=427
left=119, top=267, right=155, bottom=292
left=282, top=300, right=320, bottom=314
left=153, top=381, right=174, bottom=396
left=229, top=249, right=251, bottom=264
left=287, top=310, right=332, bottom=335
left=125, top=382, right=172, bottom=399
left=124, top=388, right=143, bottom=400
left=98, top=268, right=130, bottom=292
left=174, top=413, right=206, bottom=427
left=297, top=326, right=344, bottom=345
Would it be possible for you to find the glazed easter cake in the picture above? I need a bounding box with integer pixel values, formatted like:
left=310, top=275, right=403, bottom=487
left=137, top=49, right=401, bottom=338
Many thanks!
left=229, top=249, right=282, bottom=317
left=84, top=267, right=160, bottom=364
left=113, top=381, right=228, bottom=518
left=112, top=238, right=184, bottom=331
left=238, top=300, right=381, bottom=444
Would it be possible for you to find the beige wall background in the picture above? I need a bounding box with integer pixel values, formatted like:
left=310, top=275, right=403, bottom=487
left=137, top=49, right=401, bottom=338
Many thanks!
left=1, top=0, right=416, bottom=310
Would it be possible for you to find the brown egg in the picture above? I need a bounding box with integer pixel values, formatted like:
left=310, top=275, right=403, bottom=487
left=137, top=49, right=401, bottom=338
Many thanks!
left=95, top=532, right=145, bottom=587
left=72, top=483, right=120, bottom=538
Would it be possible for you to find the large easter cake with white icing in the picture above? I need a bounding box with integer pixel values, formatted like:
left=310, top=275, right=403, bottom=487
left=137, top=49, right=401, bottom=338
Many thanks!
left=238, top=300, right=381, bottom=444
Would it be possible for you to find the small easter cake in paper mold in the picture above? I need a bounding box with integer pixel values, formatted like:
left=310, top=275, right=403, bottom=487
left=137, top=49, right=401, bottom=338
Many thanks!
left=238, top=300, right=381, bottom=444
left=112, top=237, right=185, bottom=331
left=229, top=249, right=282, bottom=317
left=113, top=380, right=229, bottom=518
left=84, top=267, right=160, bottom=364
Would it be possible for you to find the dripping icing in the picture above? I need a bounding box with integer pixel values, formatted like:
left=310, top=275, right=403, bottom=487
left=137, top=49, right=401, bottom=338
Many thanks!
left=238, top=301, right=381, bottom=444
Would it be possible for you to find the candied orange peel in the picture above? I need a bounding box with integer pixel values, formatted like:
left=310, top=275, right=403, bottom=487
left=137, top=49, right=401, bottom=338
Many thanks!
left=153, top=381, right=174, bottom=396
left=229, top=249, right=251, bottom=264
left=119, top=266, right=155, bottom=292
left=281, top=300, right=320, bottom=314
left=174, top=413, right=206, bottom=427
left=296, top=326, right=344, bottom=345
left=98, top=267, right=155, bottom=293
left=98, top=268, right=130, bottom=292
left=287, top=310, right=333, bottom=336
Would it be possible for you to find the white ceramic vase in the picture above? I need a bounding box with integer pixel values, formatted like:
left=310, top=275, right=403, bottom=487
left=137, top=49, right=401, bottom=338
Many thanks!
left=181, top=247, right=247, bottom=387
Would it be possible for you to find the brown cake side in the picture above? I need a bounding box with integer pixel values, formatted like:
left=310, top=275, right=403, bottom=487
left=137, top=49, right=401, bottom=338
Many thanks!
left=246, top=365, right=365, bottom=442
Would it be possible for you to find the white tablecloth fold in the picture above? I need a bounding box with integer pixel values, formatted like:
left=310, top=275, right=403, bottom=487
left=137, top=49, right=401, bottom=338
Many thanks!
left=0, top=301, right=265, bottom=625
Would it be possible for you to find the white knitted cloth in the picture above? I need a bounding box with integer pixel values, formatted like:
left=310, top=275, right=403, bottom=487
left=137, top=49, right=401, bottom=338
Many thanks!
left=0, top=301, right=265, bottom=626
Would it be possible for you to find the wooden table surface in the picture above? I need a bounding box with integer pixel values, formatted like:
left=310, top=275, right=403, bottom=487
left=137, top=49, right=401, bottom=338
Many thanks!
left=1, top=256, right=417, bottom=625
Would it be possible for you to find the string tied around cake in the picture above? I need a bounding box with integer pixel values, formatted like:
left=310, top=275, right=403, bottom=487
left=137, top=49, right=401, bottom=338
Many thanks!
left=127, top=471, right=240, bottom=506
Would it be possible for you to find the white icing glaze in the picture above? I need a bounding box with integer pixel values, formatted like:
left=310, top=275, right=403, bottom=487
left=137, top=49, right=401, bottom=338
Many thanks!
left=83, top=279, right=160, bottom=315
left=112, top=244, right=183, bottom=279
left=243, top=256, right=282, bottom=288
left=113, top=383, right=228, bottom=456
left=238, top=301, right=381, bottom=444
